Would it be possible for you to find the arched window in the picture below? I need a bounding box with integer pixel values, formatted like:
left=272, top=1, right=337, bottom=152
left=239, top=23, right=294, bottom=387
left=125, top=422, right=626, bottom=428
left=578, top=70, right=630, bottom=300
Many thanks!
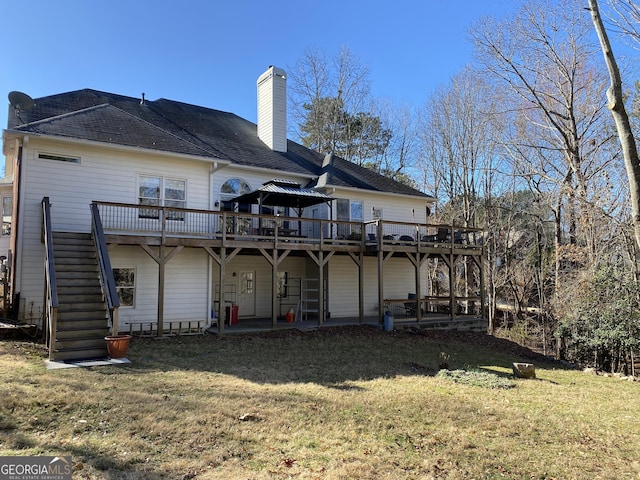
left=220, top=178, right=251, bottom=212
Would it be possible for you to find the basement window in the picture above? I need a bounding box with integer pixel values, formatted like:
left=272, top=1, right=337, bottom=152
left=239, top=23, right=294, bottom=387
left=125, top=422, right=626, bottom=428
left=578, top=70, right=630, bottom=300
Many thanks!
left=113, top=267, right=135, bottom=307
left=38, top=153, right=81, bottom=164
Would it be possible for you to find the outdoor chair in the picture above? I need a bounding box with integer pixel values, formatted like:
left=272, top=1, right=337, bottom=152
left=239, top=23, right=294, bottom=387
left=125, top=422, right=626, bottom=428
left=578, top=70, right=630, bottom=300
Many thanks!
left=404, top=293, right=418, bottom=316
left=423, top=227, right=449, bottom=243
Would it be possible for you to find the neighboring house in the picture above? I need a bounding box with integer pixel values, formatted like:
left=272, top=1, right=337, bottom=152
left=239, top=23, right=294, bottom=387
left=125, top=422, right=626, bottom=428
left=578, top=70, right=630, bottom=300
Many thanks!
left=2, top=66, right=485, bottom=360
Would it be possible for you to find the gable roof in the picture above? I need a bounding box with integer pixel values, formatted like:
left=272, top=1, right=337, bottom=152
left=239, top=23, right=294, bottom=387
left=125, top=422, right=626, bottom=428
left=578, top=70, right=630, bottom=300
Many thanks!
left=6, top=88, right=432, bottom=200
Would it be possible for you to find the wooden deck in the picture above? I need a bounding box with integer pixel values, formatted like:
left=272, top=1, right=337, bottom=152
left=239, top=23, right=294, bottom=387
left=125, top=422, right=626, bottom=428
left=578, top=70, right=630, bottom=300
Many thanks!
left=92, top=201, right=487, bottom=334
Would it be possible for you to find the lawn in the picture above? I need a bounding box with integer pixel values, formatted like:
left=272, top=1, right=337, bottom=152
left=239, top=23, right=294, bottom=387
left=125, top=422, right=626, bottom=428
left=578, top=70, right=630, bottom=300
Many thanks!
left=1, top=326, right=638, bottom=479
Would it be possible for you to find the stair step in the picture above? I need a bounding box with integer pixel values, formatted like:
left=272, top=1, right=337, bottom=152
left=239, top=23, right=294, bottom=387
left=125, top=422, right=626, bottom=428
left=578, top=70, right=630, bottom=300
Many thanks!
left=55, top=263, right=99, bottom=272
left=54, top=243, right=94, bottom=251
left=51, top=346, right=109, bottom=362
left=56, top=322, right=109, bottom=340
left=58, top=286, right=103, bottom=296
left=48, top=231, right=112, bottom=362
left=59, top=294, right=104, bottom=304
left=57, top=318, right=109, bottom=329
left=53, top=232, right=92, bottom=240
left=55, top=255, right=96, bottom=267
left=55, top=336, right=108, bottom=350
left=58, top=301, right=107, bottom=311
left=57, top=273, right=101, bottom=283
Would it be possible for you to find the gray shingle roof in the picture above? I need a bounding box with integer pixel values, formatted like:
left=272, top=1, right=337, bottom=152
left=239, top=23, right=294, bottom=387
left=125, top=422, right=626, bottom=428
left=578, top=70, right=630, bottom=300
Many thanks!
left=7, top=88, right=431, bottom=199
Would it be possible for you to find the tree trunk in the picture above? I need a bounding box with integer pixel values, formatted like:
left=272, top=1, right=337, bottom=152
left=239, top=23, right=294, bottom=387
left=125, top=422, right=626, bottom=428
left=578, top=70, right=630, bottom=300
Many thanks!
left=589, top=0, right=640, bottom=251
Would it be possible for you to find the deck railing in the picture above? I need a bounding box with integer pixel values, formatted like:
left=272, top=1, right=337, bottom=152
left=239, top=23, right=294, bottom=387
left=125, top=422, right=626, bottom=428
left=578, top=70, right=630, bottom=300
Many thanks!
left=90, top=203, right=120, bottom=334
left=92, top=201, right=483, bottom=248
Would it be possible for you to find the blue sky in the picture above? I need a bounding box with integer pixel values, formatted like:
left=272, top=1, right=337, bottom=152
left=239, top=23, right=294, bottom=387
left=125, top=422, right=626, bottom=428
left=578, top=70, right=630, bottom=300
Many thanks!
left=1, top=0, right=517, bottom=132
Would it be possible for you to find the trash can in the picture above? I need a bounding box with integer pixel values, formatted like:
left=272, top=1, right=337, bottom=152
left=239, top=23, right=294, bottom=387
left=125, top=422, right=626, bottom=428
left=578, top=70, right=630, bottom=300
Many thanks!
left=384, top=310, right=394, bottom=332
left=226, top=304, right=239, bottom=325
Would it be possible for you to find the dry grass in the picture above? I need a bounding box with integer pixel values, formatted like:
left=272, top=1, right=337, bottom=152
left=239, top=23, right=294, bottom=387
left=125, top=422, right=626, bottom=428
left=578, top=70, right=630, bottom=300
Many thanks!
left=1, top=326, right=639, bottom=479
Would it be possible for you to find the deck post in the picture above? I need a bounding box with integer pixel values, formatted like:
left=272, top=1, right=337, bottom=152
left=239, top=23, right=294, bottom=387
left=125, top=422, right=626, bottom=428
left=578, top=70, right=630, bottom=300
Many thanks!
left=157, top=243, right=165, bottom=337
left=415, top=252, right=422, bottom=323
left=377, top=221, right=384, bottom=326
left=358, top=251, right=364, bottom=324
left=218, top=247, right=226, bottom=333
left=449, top=242, right=456, bottom=324
left=318, top=251, right=325, bottom=326
left=271, top=249, right=278, bottom=328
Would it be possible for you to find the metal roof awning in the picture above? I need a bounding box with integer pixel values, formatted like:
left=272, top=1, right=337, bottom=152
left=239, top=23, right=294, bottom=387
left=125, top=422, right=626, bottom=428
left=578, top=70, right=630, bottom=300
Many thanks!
left=231, top=179, right=334, bottom=210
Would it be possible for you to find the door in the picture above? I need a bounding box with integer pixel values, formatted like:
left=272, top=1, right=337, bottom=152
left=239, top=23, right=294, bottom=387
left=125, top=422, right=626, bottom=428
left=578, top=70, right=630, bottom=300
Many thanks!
left=238, top=271, right=256, bottom=316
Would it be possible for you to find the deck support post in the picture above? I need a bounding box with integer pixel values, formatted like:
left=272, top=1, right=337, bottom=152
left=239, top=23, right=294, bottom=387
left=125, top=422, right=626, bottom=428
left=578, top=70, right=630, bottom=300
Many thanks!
left=218, top=247, right=226, bottom=333
left=377, top=254, right=384, bottom=327
left=258, top=247, right=290, bottom=329
left=347, top=251, right=364, bottom=324
left=158, top=243, right=165, bottom=337
left=141, top=243, right=183, bottom=337
left=318, top=251, right=325, bottom=325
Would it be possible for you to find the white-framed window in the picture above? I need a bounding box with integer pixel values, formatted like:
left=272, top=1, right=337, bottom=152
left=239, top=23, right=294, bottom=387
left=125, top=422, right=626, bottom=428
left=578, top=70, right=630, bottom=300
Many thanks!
left=336, top=199, right=364, bottom=238
left=139, top=175, right=186, bottom=220
left=220, top=178, right=252, bottom=212
left=2, top=196, right=12, bottom=236
left=336, top=199, right=363, bottom=221
left=351, top=201, right=363, bottom=221
left=220, top=178, right=252, bottom=234
left=113, top=267, right=135, bottom=307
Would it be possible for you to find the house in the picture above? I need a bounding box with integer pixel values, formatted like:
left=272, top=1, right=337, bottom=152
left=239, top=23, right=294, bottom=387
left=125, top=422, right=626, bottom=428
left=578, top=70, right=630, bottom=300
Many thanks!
left=2, top=66, right=485, bottom=360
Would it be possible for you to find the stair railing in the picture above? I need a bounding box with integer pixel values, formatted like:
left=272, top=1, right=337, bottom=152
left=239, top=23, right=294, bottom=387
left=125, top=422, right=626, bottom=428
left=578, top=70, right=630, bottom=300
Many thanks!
left=90, top=202, right=120, bottom=334
left=41, top=197, right=58, bottom=359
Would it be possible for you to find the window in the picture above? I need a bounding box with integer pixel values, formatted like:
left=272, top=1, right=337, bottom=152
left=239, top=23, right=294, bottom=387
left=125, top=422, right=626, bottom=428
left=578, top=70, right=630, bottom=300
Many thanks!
left=38, top=152, right=80, bottom=164
left=220, top=178, right=251, bottom=211
left=336, top=199, right=363, bottom=238
left=351, top=201, right=363, bottom=221
left=113, top=268, right=135, bottom=307
left=240, top=271, right=254, bottom=295
left=139, top=175, right=186, bottom=220
left=220, top=178, right=252, bottom=234
left=2, top=197, right=11, bottom=236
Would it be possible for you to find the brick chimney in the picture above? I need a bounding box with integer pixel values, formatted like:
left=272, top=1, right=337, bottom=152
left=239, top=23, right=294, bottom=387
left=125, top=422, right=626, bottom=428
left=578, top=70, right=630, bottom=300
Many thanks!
left=257, top=66, right=287, bottom=152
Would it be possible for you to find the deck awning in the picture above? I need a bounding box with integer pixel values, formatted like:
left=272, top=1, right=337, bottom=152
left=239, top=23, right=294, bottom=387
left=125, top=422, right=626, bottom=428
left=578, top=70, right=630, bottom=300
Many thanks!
left=231, top=179, right=334, bottom=210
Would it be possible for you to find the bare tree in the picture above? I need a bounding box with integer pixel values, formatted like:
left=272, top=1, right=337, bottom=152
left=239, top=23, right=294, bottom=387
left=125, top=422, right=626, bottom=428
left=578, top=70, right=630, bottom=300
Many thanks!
left=589, top=0, right=640, bottom=251
left=420, top=66, right=499, bottom=225
left=372, top=99, right=420, bottom=186
left=287, top=46, right=373, bottom=158
left=470, top=0, right=613, bottom=292
left=419, top=66, right=505, bottom=329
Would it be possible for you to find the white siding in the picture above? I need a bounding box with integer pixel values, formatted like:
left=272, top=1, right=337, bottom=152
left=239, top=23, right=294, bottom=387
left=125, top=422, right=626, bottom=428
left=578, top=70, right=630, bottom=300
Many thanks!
left=211, top=255, right=309, bottom=318
left=13, top=138, right=433, bottom=326
left=329, top=187, right=432, bottom=224
left=328, top=256, right=429, bottom=318
left=110, top=245, right=209, bottom=327
left=257, top=66, right=287, bottom=152
left=15, top=139, right=213, bottom=322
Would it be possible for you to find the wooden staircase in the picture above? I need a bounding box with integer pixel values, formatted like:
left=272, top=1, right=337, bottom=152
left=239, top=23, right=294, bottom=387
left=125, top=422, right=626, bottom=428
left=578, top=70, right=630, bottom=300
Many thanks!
left=50, top=232, right=110, bottom=361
